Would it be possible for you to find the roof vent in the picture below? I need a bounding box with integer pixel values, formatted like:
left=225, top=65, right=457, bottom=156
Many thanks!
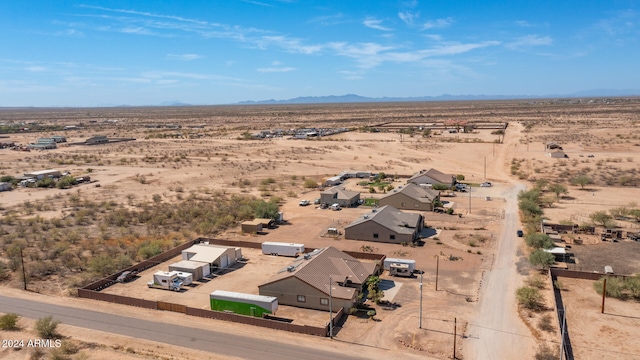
left=363, top=215, right=369, bottom=219
left=372, top=209, right=377, bottom=213
left=303, top=254, right=312, bottom=260
left=286, top=265, right=295, bottom=272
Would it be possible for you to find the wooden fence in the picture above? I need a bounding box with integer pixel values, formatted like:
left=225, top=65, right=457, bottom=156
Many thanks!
left=76, top=237, right=381, bottom=337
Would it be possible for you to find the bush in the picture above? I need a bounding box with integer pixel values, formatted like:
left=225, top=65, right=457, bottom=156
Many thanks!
left=538, top=314, right=554, bottom=332
left=525, top=233, right=553, bottom=249
left=529, top=249, right=556, bottom=269
left=516, top=286, right=544, bottom=310
left=35, top=315, right=60, bottom=339
left=534, top=344, right=558, bottom=360
left=302, top=179, right=318, bottom=188
left=0, top=313, right=20, bottom=330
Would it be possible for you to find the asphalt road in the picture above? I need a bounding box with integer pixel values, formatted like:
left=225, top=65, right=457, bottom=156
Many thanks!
left=0, top=295, right=365, bottom=360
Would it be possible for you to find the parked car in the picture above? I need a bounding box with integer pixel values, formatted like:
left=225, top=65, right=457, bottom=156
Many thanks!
left=330, top=203, right=341, bottom=211
left=480, top=182, right=492, bottom=187
left=299, top=200, right=310, bottom=206
left=116, top=270, right=138, bottom=283
left=517, top=230, right=524, bottom=237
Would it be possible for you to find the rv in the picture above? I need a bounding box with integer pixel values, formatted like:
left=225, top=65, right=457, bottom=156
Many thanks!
left=389, top=263, right=413, bottom=277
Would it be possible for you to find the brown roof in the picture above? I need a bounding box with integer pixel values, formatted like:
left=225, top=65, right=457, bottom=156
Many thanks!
left=259, top=246, right=376, bottom=300
left=407, top=168, right=454, bottom=184
left=320, top=186, right=360, bottom=200
left=379, top=183, right=439, bottom=203
left=345, top=205, right=422, bottom=235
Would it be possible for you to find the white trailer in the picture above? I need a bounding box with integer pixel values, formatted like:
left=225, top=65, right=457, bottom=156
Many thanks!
left=173, top=271, right=193, bottom=286
left=389, top=263, right=413, bottom=277
left=148, top=271, right=183, bottom=291
left=261, top=242, right=305, bottom=257
left=383, top=258, right=416, bottom=273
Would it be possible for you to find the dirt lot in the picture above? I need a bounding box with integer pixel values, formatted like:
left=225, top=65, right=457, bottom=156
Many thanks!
left=558, top=277, right=640, bottom=360
left=2, top=99, right=640, bottom=359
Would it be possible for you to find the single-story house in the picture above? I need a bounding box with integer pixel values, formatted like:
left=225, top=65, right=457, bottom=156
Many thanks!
left=320, top=186, right=360, bottom=207
left=344, top=205, right=424, bottom=244
left=258, top=246, right=377, bottom=311
left=181, top=244, right=242, bottom=271
left=378, top=183, right=440, bottom=211
left=86, top=135, right=109, bottom=145
left=407, top=168, right=455, bottom=188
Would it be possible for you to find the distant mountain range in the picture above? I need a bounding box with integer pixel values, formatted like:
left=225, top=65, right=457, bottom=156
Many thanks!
left=237, top=89, right=640, bottom=105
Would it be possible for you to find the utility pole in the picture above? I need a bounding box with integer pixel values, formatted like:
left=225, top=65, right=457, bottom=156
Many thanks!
left=484, top=157, right=486, bottom=179
left=468, top=185, right=471, bottom=214
left=419, top=272, right=423, bottom=329
left=453, top=317, right=457, bottom=359
left=435, top=256, right=440, bottom=291
left=20, top=247, right=27, bottom=291
left=329, top=275, right=333, bottom=339
left=601, top=278, right=607, bottom=313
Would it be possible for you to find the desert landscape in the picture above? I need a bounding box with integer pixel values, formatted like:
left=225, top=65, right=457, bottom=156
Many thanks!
left=1, top=99, right=640, bottom=360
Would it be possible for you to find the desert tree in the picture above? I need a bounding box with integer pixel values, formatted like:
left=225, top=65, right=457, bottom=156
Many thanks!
left=525, top=233, right=554, bottom=249
left=589, top=211, right=614, bottom=227
left=570, top=174, right=593, bottom=189
left=529, top=249, right=556, bottom=270
left=548, top=183, right=568, bottom=200
left=516, top=286, right=544, bottom=310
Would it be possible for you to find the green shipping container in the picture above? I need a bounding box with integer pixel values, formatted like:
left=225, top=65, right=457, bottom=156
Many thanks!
left=210, top=290, right=278, bottom=317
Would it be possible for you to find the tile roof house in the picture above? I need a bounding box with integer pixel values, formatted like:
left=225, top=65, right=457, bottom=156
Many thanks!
left=378, top=183, right=440, bottom=211
left=407, top=168, right=455, bottom=187
left=258, top=247, right=378, bottom=311
left=344, top=205, right=424, bottom=244
left=320, top=186, right=361, bottom=207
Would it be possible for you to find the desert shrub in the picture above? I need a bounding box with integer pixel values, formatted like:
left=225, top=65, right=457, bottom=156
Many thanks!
left=432, top=183, right=449, bottom=191
left=87, top=255, right=116, bottom=276
left=594, top=275, right=640, bottom=300
left=302, top=179, right=318, bottom=188
left=516, top=286, right=544, bottom=310
left=529, top=249, right=556, bottom=269
left=0, top=313, right=20, bottom=330
left=537, top=314, right=554, bottom=332
left=525, top=233, right=553, bottom=249
left=534, top=344, right=558, bottom=360
left=35, top=315, right=60, bottom=339
left=527, top=275, right=546, bottom=289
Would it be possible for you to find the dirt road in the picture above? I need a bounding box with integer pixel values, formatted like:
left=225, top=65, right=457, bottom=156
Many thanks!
left=463, top=123, right=535, bottom=359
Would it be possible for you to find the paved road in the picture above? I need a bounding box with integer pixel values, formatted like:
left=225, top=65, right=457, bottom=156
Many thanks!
left=0, top=295, right=365, bottom=360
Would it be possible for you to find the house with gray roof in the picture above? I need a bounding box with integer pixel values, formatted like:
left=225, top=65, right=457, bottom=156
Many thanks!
left=258, top=246, right=377, bottom=311
left=344, top=205, right=424, bottom=244
left=407, top=168, right=455, bottom=188
left=320, top=186, right=360, bottom=207
left=378, top=183, right=440, bottom=211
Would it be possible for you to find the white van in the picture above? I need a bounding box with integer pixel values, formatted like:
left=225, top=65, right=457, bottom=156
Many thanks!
left=330, top=203, right=341, bottom=211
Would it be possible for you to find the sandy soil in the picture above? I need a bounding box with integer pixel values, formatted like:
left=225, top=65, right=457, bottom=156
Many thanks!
left=3, top=100, right=640, bottom=359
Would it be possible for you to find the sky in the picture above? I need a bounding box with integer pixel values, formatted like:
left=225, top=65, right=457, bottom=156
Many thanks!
left=1, top=1, right=639, bottom=107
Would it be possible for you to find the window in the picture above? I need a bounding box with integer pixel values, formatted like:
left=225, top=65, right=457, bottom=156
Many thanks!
left=320, top=298, right=329, bottom=305
left=390, top=234, right=396, bottom=240
left=373, top=233, right=379, bottom=239
left=297, top=295, right=306, bottom=303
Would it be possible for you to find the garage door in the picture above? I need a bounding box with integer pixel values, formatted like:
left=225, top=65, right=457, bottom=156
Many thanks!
left=221, top=255, right=228, bottom=268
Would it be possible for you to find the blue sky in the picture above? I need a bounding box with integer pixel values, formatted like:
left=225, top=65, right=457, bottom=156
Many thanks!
left=1, top=1, right=639, bottom=107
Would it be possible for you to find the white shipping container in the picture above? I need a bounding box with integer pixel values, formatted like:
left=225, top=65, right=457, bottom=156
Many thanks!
left=383, top=258, right=416, bottom=272
left=261, top=242, right=305, bottom=257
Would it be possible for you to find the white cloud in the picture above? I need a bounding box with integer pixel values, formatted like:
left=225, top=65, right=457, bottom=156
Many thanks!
left=422, top=18, right=453, bottom=30
left=399, top=11, right=419, bottom=25
left=256, top=67, right=296, bottom=73
left=363, top=18, right=392, bottom=31
left=167, top=53, right=203, bottom=60
left=515, top=20, right=533, bottom=28
left=26, top=66, right=47, bottom=72
left=506, top=34, right=553, bottom=49
left=258, top=36, right=324, bottom=54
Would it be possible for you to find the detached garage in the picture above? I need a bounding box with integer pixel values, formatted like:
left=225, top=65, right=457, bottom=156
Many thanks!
left=168, top=259, right=210, bottom=280
left=181, top=244, right=242, bottom=271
